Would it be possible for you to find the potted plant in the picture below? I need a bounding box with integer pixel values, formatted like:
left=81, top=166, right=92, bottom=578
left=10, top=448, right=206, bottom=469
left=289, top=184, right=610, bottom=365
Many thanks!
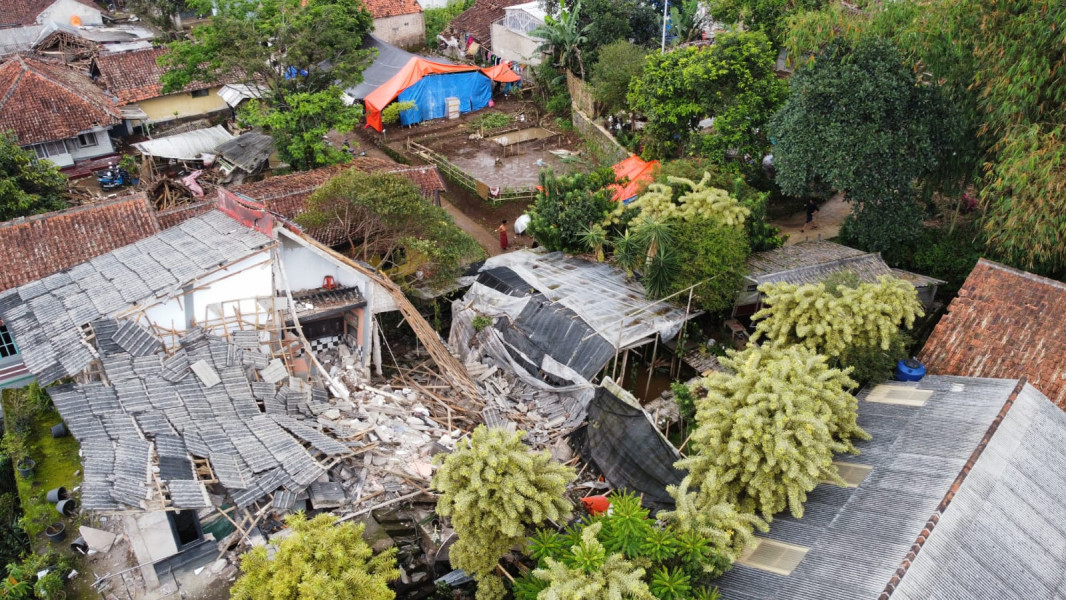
left=44, top=522, right=66, bottom=543
left=4, top=430, right=33, bottom=479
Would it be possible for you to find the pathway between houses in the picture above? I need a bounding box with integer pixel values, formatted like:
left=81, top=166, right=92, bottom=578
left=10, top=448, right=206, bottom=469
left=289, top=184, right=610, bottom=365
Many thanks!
left=771, top=192, right=853, bottom=246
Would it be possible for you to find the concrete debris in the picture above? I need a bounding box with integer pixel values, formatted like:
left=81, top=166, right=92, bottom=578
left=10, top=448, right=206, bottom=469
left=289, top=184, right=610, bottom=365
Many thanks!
left=79, top=526, right=117, bottom=553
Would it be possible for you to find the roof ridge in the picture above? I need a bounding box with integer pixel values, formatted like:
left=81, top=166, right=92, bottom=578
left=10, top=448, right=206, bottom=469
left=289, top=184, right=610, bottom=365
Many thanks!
left=878, top=377, right=1028, bottom=600
left=18, top=54, right=119, bottom=117
left=976, top=257, right=1066, bottom=293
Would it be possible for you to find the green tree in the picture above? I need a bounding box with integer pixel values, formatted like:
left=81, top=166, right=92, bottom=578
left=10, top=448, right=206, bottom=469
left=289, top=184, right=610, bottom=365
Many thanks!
left=533, top=523, right=655, bottom=600
left=425, top=0, right=474, bottom=44
left=708, top=0, right=828, bottom=46
left=667, top=0, right=711, bottom=46
left=751, top=274, right=923, bottom=361
left=298, top=170, right=484, bottom=285
left=532, top=0, right=591, bottom=79
left=160, top=0, right=375, bottom=96
left=628, top=32, right=787, bottom=161
left=239, top=87, right=362, bottom=171
left=0, top=133, right=67, bottom=221
left=591, top=41, right=649, bottom=116
left=544, top=0, right=662, bottom=68
left=432, top=426, right=576, bottom=600
left=124, top=0, right=192, bottom=35
left=230, top=512, right=399, bottom=600
left=768, top=38, right=963, bottom=263
left=670, top=218, right=749, bottom=313
left=528, top=168, right=615, bottom=253
left=784, top=0, right=1066, bottom=277
left=672, top=344, right=869, bottom=520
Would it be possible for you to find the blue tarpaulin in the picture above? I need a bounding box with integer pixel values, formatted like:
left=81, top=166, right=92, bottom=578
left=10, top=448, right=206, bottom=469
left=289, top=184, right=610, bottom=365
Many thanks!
left=397, top=71, right=492, bottom=127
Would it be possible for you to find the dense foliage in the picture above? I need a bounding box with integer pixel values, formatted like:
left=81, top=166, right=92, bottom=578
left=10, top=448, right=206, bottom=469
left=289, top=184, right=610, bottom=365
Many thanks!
left=784, top=0, right=1066, bottom=277
left=231, top=513, right=399, bottom=600
left=752, top=275, right=923, bottom=360
left=532, top=1, right=591, bottom=79
left=298, top=170, right=484, bottom=285
left=673, top=345, right=868, bottom=519
left=161, top=0, right=375, bottom=95
left=591, top=41, right=649, bottom=117
left=668, top=219, right=750, bottom=313
left=425, top=0, right=474, bottom=45
left=515, top=492, right=727, bottom=600
left=606, top=174, right=750, bottom=228
left=707, top=0, right=827, bottom=46
left=239, top=88, right=362, bottom=171
left=528, top=168, right=615, bottom=253
left=627, top=32, right=787, bottom=162
left=0, top=133, right=67, bottom=221
left=432, top=426, right=576, bottom=600
left=544, top=0, right=661, bottom=68
left=768, top=39, right=962, bottom=264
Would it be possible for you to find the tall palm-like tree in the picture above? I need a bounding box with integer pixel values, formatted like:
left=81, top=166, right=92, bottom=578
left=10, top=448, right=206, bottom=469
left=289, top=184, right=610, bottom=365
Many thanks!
left=531, top=0, right=591, bottom=79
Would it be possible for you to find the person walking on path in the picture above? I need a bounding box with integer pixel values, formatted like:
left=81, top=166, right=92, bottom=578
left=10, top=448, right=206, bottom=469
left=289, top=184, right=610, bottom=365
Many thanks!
left=800, top=199, right=819, bottom=232
left=497, top=219, right=509, bottom=250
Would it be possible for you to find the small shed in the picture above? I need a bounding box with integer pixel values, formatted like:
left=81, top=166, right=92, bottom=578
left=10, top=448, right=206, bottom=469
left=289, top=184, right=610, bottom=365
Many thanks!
left=735, top=241, right=943, bottom=316
left=215, top=132, right=275, bottom=181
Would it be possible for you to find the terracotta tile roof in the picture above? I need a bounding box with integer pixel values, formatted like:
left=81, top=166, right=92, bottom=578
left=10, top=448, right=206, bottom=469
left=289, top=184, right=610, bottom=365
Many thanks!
left=0, top=193, right=160, bottom=293
left=93, top=47, right=214, bottom=105
left=0, top=54, right=120, bottom=145
left=364, top=0, right=422, bottom=19
left=918, top=258, right=1066, bottom=408
left=3, top=0, right=102, bottom=27
left=447, top=0, right=529, bottom=47
left=231, top=158, right=446, bottom=246
left=156, top=199, right=216, bottom=230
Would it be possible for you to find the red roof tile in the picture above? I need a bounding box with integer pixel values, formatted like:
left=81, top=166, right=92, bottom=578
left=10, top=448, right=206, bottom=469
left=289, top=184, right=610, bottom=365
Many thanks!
left=918, top=259, right=1066, bottom=408
left=231, top=158, right=446, bottom=246
left=0, top=54, right=120, bottom=145
left=93, top=47, right=214, bottom=105
left=3, top=0, right=102, bottom=27
left=364, top=0, right=423, bottom=19
left=447, top=0, right=529, bottom=47
left=0, top=193, right=161, bottom=293
left=156, top=200, right=216, bottom=230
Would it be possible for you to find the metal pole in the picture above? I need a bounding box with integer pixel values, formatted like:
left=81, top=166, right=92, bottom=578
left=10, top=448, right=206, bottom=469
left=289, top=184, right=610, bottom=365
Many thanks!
left=644, top=334, right=659, bottom=399
left=661, top=0, right=669, bottom=52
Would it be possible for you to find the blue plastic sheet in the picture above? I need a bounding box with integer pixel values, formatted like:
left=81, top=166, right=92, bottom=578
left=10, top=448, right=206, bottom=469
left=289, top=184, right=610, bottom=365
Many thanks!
left=397, top=72, right=492, bottom=126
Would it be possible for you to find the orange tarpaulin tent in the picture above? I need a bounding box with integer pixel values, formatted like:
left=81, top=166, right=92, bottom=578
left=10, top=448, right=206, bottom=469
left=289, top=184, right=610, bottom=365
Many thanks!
left=364, top=57, right=482, bottom=131
left=480, top=62, right=522, bottom=83
left=610, top=155, right=659, bottom=203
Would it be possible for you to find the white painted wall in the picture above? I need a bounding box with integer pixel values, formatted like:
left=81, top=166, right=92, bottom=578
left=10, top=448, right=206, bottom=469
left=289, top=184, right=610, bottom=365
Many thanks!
left=490, top=23, right=543, bottom=65
left=69, top=127, right=115, bottom=161
left=277, top=233, right=371, bottom=293
left=143, top=251, right=273, bottom=331
left=37, top=0, right=104, bottom=26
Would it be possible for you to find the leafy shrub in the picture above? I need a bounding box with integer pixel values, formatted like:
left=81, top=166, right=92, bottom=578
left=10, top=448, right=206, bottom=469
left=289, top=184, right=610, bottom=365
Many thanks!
left=381, top=101, right=417, bottom=125
left=528, top=168, right=615, bottom=253
left=671, top=382, right=696, bottom=423
left=515, top=492, right=727, bottom=600
left=669, top=345, right=868, bottom=520
left=909, top=224, right=985, bottom=295
left=669, top=219, right=750, bottom=313
left=839, top=331, right=911, bottom=388
left=231, top=513, right=398, bottom=600
left=424, top=0, right=474, bottom=43
left=433, top=426, right=575, bottom=600
left=468, top=112, right=514, bottom=131
left=471, top=315, right=494, bottom=332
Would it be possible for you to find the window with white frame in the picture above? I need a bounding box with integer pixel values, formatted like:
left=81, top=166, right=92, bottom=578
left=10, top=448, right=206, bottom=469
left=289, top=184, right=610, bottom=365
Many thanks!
left=31, top=141, right=69, bottom=159
left=77, top=132, right=98, bottom=147
left=0, top=324, right=18, bottom=359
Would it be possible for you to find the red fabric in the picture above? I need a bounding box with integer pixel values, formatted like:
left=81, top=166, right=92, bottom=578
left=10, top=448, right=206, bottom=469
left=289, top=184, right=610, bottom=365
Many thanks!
left=581, top=495, right=611, bottom=515
left=499, top=230, right=509, bottom=250
left=364, top=57, right=483, bottom=131
left=480, top=62, right=522, bottom=83
left=609, top=155, right=660, bottom=203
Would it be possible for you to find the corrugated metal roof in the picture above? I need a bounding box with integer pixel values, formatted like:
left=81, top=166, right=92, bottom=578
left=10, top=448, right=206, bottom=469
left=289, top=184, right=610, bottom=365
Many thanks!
left=746, top=241, right=944, bottom=287
left=714, top=376, right=1028, bottom=600
left=133, top=125, right=234, bottom=161
left=217, top=83, right=266, bottom=108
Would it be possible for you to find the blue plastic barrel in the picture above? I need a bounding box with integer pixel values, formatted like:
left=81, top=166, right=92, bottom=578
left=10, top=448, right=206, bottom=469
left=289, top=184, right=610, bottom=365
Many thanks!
left=895, top=358, right=926, bottom=382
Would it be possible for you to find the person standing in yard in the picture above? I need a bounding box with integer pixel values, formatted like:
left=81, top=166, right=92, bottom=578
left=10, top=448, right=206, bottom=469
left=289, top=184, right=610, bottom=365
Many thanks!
left=497, top=219, right=509, bottom=250
left=800, top=199, right=819, bottom=232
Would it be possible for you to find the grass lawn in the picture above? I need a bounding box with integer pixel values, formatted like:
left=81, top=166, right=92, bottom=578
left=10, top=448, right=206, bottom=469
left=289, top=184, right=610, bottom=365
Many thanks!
left=3, top=388, right=82, bottom=545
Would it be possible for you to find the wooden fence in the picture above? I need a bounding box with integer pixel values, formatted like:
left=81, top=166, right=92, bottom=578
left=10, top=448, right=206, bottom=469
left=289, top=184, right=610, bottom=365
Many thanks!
left=407, top=140, right=537, bottom=205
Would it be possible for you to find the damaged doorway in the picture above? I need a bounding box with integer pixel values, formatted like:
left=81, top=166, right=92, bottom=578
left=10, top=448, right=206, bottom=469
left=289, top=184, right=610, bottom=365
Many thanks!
left=168, top=509, right=204, bottom=551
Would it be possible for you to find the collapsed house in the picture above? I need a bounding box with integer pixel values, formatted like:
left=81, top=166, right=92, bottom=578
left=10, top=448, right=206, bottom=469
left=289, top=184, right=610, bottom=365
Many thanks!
left=0, top=200, right=479, bottom=591
left=450, top=249, right=697, bottom=446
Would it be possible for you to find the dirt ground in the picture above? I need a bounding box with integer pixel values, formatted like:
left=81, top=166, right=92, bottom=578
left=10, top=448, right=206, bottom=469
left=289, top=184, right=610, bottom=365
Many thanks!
left=772, top=192, right=852, bottom=245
